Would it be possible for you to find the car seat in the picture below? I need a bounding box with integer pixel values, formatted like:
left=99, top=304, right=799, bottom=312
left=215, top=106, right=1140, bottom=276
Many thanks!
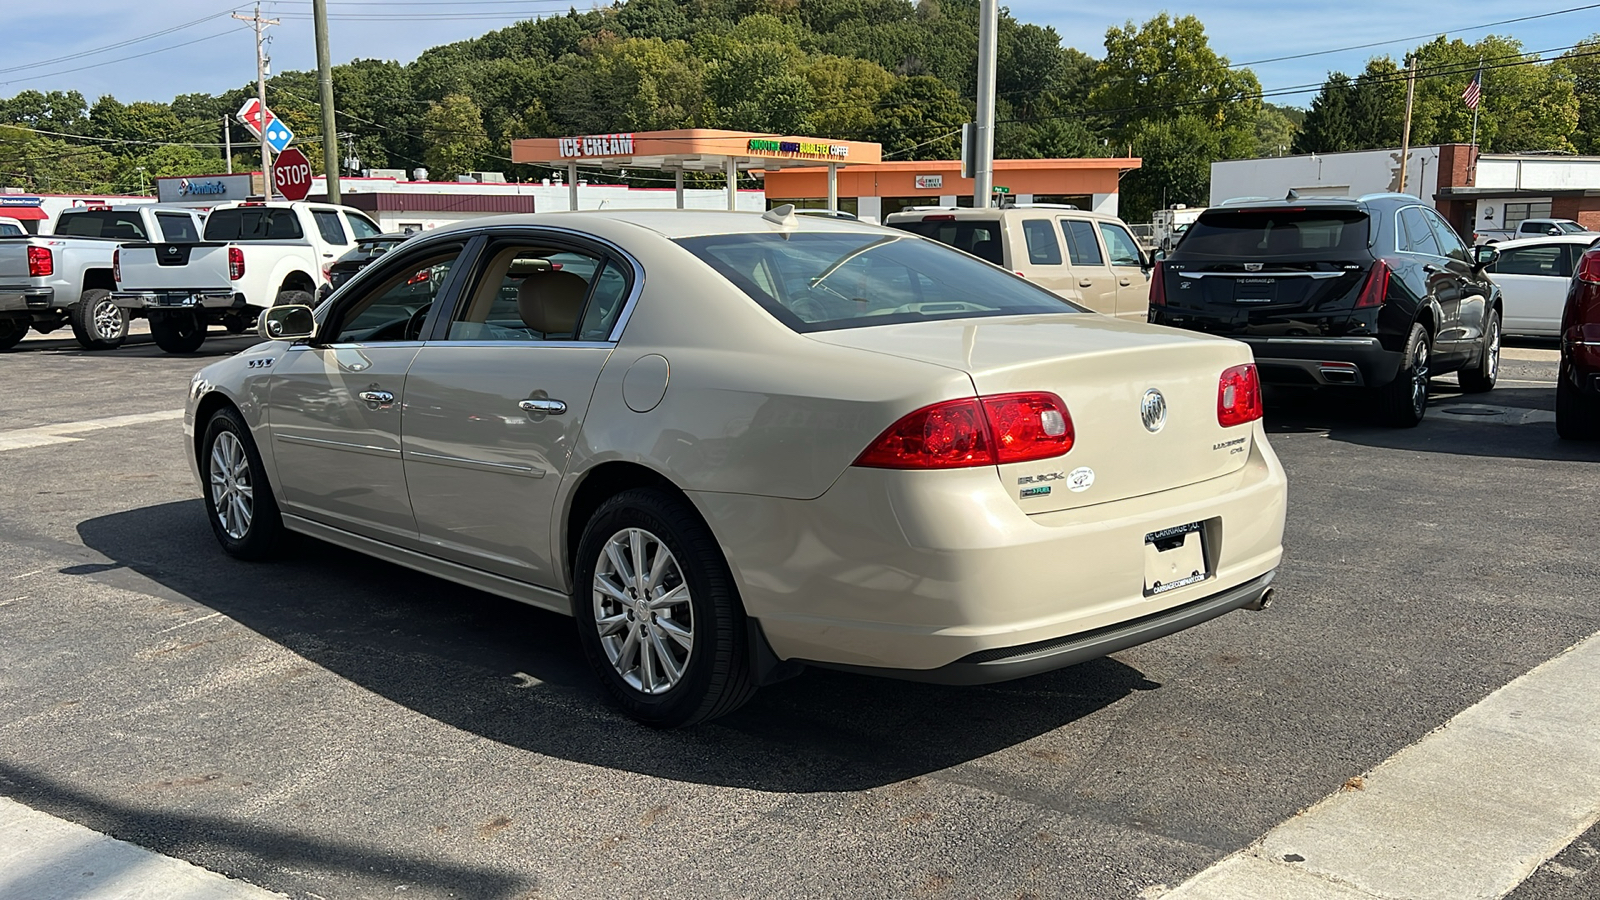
left=517, top=270, right=589, bottom=338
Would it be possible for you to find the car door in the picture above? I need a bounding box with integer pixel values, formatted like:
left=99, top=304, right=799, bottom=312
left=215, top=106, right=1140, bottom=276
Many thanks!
left=265, top=239, right=470, bottom=543
left=1490, top=242, right=1573, bottom=336
left=1398, top=206, right=1463, bottom=357
left=1424, top=207, right=1488, bottom=357
left=400, top=234, right=634, bottom=589
left=1058, top=217, right=1118, bottom=316
left=1014, top=218, right=1078, bottom=303
left=1097, top=219, right=1151, bottom=321
left=310, top=208, right=352, bottom=272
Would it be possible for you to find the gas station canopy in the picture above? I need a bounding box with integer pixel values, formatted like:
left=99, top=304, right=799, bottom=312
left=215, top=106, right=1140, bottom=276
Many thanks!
left=510, top=128, right=882, bottom=211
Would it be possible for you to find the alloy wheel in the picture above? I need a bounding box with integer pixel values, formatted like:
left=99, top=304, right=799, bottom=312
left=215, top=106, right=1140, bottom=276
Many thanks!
left=93, top=298, right=122, bottom=341
left=1411, top=340, right=1430, bottom=417
left=208, top=431, right=254, bottom=540
left=1486, top=318, right=1500, bottom=381
left=592, top=527, right=694, bottom=695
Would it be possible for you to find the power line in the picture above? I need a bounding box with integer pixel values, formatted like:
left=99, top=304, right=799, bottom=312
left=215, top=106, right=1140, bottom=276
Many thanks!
left=0, top=27, right=252, bottom=87
left=0, top=7, right=237, bottom=76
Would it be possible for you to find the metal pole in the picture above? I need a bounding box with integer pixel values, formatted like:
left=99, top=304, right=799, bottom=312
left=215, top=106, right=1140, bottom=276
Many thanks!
left=568, top=161, right=578, bottom=211
left=674, top=169, right=684, bottom=209
left=1468, top=57, right=1483, bottom=186
left=233, top=4, right=279, bottom=199
left=827, top=163, right=838, bottom=212
left=312, top=0, right=340, bottom=203
left=972, top=0, right=997, bottom=206
left=726, top=157, right=738, bottom=211
left=1399, top=55, right=1416, bottom=194
left=223, top=116, right=232, bottom=173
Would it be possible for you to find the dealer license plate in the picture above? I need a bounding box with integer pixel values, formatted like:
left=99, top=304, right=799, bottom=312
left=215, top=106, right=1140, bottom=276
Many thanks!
left=1144, top=521, right=1210, bottom=596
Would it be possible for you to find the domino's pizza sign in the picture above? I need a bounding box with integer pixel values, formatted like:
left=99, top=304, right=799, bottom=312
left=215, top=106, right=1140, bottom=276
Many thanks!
left=156, top=173, right=255, bottom=204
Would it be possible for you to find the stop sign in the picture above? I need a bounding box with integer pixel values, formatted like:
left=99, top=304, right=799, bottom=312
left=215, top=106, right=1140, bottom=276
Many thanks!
left=272, top=147, right=313, bottom=201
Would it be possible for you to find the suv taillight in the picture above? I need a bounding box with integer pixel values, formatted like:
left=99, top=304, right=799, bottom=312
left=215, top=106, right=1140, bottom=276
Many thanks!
left=1148, top=261, right=1167, bottom=306
left=1217, top=364, right=1263, bottom=427
left=112, top=248, right=121, bottom=284
left=228, top=246, right=245, bottom=280
left=26, top=245, right=52, bottom=277
left=854, top=392, right=1074, bottom=469
left=1354, top=259, right=1391, bottom=308
left=1578, top=249, right=1600, bottom=285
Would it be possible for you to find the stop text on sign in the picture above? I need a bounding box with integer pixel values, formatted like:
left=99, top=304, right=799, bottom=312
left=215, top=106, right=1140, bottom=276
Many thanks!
left=558, top=134, right=636, bottom=157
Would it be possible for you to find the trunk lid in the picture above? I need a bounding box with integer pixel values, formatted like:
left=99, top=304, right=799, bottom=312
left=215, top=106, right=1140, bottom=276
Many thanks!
left=810, top=314, right=1258, bottom=513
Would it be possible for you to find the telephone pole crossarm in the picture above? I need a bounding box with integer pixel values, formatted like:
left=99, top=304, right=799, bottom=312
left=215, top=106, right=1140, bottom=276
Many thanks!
left=233, top=4, right=280, bottom=199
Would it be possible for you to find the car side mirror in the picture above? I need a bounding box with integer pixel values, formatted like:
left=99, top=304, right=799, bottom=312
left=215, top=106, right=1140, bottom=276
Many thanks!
left=1547, top=227, right=1562, bottom=236
left=258, top=305, right=315, bottom=342
left=1471, top=244, right=1499, bottom=270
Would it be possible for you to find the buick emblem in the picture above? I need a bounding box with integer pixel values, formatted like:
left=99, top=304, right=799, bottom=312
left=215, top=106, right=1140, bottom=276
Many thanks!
left=1140, top=389, right=1168, bottom=433
left=1244, top=262, right=1263, bottom=272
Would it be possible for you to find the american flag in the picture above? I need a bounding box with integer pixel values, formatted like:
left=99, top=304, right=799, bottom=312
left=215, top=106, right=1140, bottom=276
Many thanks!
left=1462, top=70, right=1482, bottom=110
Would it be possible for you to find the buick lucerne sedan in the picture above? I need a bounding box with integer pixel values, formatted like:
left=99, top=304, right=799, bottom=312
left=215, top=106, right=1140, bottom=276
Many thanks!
left=186, top=209, right=1287, bottom=727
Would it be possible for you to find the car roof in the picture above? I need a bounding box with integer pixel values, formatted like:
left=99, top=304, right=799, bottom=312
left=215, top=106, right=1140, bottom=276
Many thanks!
left=416, top=209, right=893, bottom=242
left=882, top=206, right=1123, bottom=223
left=1489, top=233, right=1600, bottom=249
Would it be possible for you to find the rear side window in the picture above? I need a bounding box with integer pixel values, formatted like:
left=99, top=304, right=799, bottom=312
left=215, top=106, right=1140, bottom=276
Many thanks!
left=1492, top=244, right=1572, bottom=277
left=1399, top=208, right=1441, bottom=257
left=1060, top=219, right=1104, bottom=266
left=55, top=210, right=148, bottom=240
left=204, top=208, right=304, bottom=241
left=885, top=219, right=1004, bottom=265
left=1177, top=209, right=1370, bottom=260
left=154, top=213, right=199, bottom=243
left=312, top=210, right=349, bottom=246
left=1021, top=219, right=1062, bottom=265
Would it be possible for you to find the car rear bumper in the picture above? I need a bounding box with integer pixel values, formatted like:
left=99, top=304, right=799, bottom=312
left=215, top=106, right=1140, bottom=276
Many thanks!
left=0, top=285, right=53, bottom=313
left=692, top=422, right=1287, bottom=674
left=113, top=289, right=238, bottom=309
left=1564, top=334, right=1600, bottom=393
left=1237, top=335, right=1402, bottom=387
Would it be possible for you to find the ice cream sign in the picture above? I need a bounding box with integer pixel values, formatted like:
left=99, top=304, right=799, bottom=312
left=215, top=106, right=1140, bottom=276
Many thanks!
left=558, top=133, right=636, bottom=157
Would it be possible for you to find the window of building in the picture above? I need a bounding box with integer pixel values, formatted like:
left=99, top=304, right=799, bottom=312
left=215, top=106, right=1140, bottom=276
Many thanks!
left=1502, top=201, right=1553, bottom=231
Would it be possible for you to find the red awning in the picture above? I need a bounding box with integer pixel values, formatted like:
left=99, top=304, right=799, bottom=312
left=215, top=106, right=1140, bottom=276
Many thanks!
left=1, top=207, right=47, bottom=220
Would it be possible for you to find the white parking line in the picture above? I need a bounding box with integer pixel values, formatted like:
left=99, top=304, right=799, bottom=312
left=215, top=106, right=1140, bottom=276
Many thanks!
left=1162, top=631, right=1600, bottom=899
left=0, top=796, right=286, bottom=899
left=0, top=410, right=183, bottom=452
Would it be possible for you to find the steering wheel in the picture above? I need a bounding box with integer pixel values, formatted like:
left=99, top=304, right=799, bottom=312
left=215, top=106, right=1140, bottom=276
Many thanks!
left=403, top=303, right=432, bottom=341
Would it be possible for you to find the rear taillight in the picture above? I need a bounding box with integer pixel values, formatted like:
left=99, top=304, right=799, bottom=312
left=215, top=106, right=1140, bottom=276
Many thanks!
left=1148, top=261, right=1167, bottom=306
left=112, top=248, right=121, bottom=284
left=1354, top=259, right=1391, bottom=308
left=26, top=245, right=52, bottom=277
left=854, top=392, right=1074, bottom=469
left=1217, top=364, right=1264, bottom=428
left=228, top=246, right=245, bottom=280
left=1578, top=249, right=1600, bottom=285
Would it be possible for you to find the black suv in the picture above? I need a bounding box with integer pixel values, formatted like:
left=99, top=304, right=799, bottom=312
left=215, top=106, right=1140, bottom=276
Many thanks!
left=1148, top=194, right=1501, bottom=426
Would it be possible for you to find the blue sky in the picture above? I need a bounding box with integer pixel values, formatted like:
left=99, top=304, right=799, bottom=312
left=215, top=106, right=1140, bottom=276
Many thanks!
left=1, top=1, right=1592, bottom=109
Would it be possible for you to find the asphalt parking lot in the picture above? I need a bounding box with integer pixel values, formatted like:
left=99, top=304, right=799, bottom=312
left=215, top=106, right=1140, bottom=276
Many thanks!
left=2, top=329, right=1598, bottom=900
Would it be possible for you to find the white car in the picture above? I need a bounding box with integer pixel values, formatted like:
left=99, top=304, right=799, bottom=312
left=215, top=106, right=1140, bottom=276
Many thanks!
left=187, top=208, right=1286, bottom=727
left=1485, top=234, right=1600, bottom=337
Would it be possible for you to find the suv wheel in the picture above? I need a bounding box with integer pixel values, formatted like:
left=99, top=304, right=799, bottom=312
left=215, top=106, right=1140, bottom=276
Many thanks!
left=148, top=310, right=207, bottom=353
left=201, top=407, right=287, bottom=559
left=572, top=488, right=757, bottom=728
left=68, top=289, right=128, bottom=351
left=0, top=317, right=28, bottom=351
left=1459, top=309, right=1500, bottom=393
left=1556, top=364, right=1600, bottom=440
left=1377, top=323, right=1431, bottom=427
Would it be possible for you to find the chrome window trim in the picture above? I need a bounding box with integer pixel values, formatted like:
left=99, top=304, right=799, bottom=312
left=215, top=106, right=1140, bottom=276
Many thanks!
left=421, top=339, right=617, bottom=350
left=1238, top=336, right=1382, bottom=347
left=468, top=224, right=646, bottom=344
left=1393, top=205, right=1457, bottom=263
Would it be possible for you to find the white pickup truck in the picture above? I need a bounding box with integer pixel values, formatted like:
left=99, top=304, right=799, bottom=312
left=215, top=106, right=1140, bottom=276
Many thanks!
left=0, top=205, right=206, bottom=351
left=112, top=201, right=383, bottom=353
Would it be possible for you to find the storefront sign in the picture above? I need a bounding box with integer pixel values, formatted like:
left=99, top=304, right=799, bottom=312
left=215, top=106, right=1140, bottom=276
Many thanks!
left=0, top=195, right=42, bottom=207
left=746, top=139, right=849, bottom=159
left=156, top=173, right=255, bottom=204
left=915, top=175, right=943, bottom=190
left=558, top=133, right=635, bottom=157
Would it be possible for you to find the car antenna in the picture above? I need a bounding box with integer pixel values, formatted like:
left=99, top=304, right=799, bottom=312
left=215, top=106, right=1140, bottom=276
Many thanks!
left=762, top=203, right=798, bottom=228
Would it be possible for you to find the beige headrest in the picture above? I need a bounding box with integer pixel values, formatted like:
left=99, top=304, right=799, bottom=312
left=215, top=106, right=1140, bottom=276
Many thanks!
left=517, top=271, right=588, bottom=336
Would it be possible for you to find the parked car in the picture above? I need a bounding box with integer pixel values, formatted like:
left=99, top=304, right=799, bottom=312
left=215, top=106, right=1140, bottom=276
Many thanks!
left=0, top=216, right=25, bottom=236
left=1483, top=234, right=1600, bottom=337
left=0, top=204, right=206, bottom=351
left=1474, top=217, right=1593, bottom=244
left=188, top=209, right=1286, bottom=727
left=318, top=231, right=416, bottom=301
left=112, top=200, right=382, bottom=353
left=1557, top=243, right=1600, bottom=439
left=884, top=205, right=1153, bottom=321
left=1147, top=193, right=1502, bottom=427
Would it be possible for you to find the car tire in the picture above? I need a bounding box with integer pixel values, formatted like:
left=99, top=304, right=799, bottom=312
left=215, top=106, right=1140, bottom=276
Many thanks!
left=148, top=309, right=207, bottom=353
left=68, top=288, right=128, bottom=351
left=1556, top=364, right=1600, bottom=441
left=201, top=406, right=287, bottom=560
left=0, top=317, right=28, bottom=351
left=1377, top=322, right=1431, bottom=428
left=274, top=289, right=314, bottom=307
left=222, top=311, right=251, bottom=334
left=571, top=488, right=757, bottom=728
left=1458, top=309, right=1499, bottom=394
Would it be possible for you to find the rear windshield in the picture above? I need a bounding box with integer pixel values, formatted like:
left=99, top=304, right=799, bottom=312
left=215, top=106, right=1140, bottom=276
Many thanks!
left=676, top=231, right=1078, bottom=333
left=884, top=218, right=1004, bottom=265
left=54, top=210, right=148, bottom=240
left=203, top=207, right=304, bottom=241
left=1176, top=209, right=1370, bottom=260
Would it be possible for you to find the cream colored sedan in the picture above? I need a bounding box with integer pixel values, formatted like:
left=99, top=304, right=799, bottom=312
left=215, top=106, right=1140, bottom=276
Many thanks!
left=186, top=208, right=1286, bottom=727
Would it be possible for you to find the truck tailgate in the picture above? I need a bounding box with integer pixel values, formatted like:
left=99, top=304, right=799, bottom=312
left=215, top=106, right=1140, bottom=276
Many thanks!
left=0, top=239, right=35, bottom=284
left=117, top=242, right=231, bottom=290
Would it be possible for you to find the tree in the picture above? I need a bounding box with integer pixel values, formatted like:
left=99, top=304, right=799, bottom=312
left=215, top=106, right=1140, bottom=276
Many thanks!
left=1089, top=14, right=1261, bottom=141
left=1119, top=115, right=1253, bottom=223
left=1555, top=35, right=1600, bottom=154
left=1407, top=35, right=1576, bottom=152
left=423, top=93, right=489, bottom=179
left=871, top=75, right=967, bottom=159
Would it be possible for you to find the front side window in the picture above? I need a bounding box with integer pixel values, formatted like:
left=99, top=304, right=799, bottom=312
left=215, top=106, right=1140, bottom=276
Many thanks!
left=677, top=232, right=1079, bottom=333
left=1097, top=222, right=1143, bottom=267
left=1021, top=219, right=1062, bottom=265
left=1060, top=219, right=1104, bottom=266
left=1491, top=244, right=1571, bottom=278
left=1423, top=209, right=1468, bottom=261
left=446, top=244, right=624, bottom=342
left=326, top=246, right=463, bottom=343
left=312, top=210, right=349, bottom=246
left=345, top=212, right=382, bottom=239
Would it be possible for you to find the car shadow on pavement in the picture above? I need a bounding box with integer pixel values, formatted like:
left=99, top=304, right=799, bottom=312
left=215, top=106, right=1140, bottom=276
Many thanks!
left=13, top=332, right=258, bottom=358
left=76, top=500, right=1157, bottom=793
left=0, top=763, right=529, bottom=899
left=1262, top=383, right=1600, bottom=463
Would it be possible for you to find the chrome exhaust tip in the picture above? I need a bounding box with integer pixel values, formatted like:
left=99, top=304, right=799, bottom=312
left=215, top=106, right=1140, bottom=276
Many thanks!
left=1245, top=587, right=1274, bottom=611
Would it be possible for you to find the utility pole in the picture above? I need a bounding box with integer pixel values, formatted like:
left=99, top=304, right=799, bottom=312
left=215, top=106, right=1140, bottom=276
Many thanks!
left=223, top=115, right=232, bottom=173
left=312, top=0, right=340, bottom=203
left=1399, top=54, right=1416, bottom=194
left=233, top=4, right=279, bottom=198
left=972, top=0, right=997, bottom=207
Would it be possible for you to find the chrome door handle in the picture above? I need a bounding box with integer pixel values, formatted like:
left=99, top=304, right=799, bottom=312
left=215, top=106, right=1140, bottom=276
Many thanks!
left=519, top=398, right=567, bottom=415
left=1119, top=278, right=1132, bottom=286
left=359, top=390, right=394, bottom=404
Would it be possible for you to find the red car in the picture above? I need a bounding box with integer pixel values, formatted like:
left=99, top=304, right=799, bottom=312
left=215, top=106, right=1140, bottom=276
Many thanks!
left=1558, top=244, right=1600, bottom=439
